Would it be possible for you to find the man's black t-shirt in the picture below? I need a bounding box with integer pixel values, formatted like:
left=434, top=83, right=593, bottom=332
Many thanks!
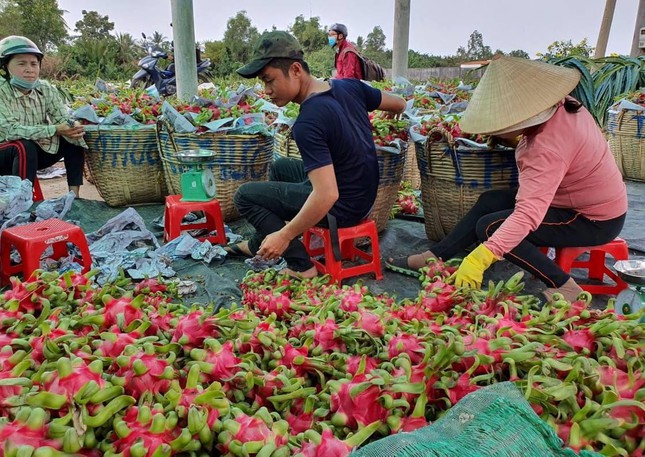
left=292, top=79, right=382, bottom=226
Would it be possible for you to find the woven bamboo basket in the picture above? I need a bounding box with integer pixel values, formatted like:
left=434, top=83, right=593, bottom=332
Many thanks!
left=274, top=129, right=301, bottom=159
left=155, top=120, right=273, bottom=222
left=83, top=125, right=167, bottom=207
left=369, top=143, right=408, bottom=232
left=605, top=109, right=645, bottom=182
left=416, top=127, right=518, bottom=241
left=403, top=139, right=421, bottom=189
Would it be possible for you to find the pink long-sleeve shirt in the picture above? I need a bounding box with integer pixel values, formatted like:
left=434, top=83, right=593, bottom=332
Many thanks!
left=485, top=99, right=628, bottom=258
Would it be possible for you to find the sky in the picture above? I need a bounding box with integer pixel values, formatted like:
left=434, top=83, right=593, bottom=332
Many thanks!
left=56, top=0, right=640, bottom=58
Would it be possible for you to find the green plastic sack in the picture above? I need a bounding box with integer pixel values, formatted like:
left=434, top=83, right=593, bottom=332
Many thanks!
left=351, top=382, right=602, bottom=457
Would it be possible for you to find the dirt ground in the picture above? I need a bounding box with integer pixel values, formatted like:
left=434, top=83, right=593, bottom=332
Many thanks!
left=38, top=165, right=104, bottom=201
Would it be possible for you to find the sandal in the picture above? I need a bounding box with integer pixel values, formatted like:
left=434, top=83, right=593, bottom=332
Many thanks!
left=224, top=242, right=252, bottom=258
left=384, top=257, right=421, bottom=278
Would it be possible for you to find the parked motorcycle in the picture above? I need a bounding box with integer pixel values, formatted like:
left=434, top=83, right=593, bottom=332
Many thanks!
left=131, top=33, right=212, bottom=96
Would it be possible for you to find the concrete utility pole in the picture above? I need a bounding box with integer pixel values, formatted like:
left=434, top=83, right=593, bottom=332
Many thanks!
left=631, top=0, right=645, bottom=57
left=594, top=0, right=616, bottom=58
left=392, top=0, right=411, bottom=79
left=170, top=0, right=198, bottom=101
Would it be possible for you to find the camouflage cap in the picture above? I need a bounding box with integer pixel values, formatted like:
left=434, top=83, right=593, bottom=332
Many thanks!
left=237, top=31, right=304, bottom=78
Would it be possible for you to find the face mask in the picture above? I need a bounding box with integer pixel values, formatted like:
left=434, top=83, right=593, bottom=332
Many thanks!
left=9, top=75, right=40, bottom=91
left=328, top=37, right=337, bottom=47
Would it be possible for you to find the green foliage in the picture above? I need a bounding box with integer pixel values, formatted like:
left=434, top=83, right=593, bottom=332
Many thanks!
left=548, top=55, right=645, bottom=126
left=74, top=9, right=114, bottom=41
left=306, top=47, right=334, bottom=79
left=289, top=15, right=326, bottom=54
left=222, top=11, right=260, bottom=70
left=0, top=0, right=67, bottom=51
left=456, top=30, right=493, bottom=61
left=538, top=38, right=594, bottom=59
left=0, top=0, right=22, bottom=37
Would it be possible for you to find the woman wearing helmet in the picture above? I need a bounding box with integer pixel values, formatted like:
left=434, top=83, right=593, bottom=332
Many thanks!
left=0, top=35, right=86, bottom=197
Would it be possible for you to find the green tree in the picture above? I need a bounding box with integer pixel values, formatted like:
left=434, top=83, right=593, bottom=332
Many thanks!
left=289, top=15, right=326, bottom=54
left=456, top=30, right=492, bottom=61
left=150, top=31, right=170, bottom=50
left=537, top=38, right=594, bottom=58
left=204, top=40, right=228, bottom=77
left=0, top=0, right=22, bottom=38
left=114, top=32, right=140, bottom=70
left=363, top=26, right=388, bottom=66
left=0, top=0, right=67, bottom=51
left=222, top=11, right=259, bottom=70
left=74, top=9, right=114, bottom=41
left=508, top=49, right=530, bottom=58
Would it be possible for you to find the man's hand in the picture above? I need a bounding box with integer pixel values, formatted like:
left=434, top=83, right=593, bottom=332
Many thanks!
left=56, top=121, right=85, bottom=139
left=257, top=230, right=292, bottom=261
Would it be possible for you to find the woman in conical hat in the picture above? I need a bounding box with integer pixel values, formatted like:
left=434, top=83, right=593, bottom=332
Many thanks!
left=388, top=56, right=627, bottom=302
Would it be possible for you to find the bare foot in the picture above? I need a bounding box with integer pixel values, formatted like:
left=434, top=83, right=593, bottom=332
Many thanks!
left=279, top=266, right=319, bottom=279
left=407, top=250, right=438, bottom=270
left=224, top=240, right=253, bottom=257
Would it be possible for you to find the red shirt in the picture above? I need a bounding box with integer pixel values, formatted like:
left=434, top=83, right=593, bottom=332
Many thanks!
left=335, top=40, right=363, bottom=79
left=485, top=99, right=628, bottom=257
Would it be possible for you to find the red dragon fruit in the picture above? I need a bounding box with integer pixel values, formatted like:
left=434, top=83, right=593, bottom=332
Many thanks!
left=190, top=340, right=241, bottom=382
left=0, top=407, right=61, bottom=454
left=354, top=311, right=384, bottom=337
left=562, top=328, right=596, bottom=352
left=100, top=294, right=145, bottom=331
left=111, top=347, right=176, bottom=398
left=217, top=410, right=288, bottom=455
left=346, top=355, right=379, bottom=376
left=387, top=334, right=426, bottom=364
left=330, top=378, right=388, bottom=429
left=92, top=325, right=139, bottom=358
left=40, top=356, right=106, bottom=402
left=312, top=319, right=346, bottom=353
left=171, top=310, right=218, bottom=350
left=298, top=422, right=381, bottom=457
left=105, top=405, right=182, bottom=457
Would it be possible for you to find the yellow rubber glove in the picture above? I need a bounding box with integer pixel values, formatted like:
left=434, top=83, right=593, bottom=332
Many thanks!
left=454, top=243, right=499, bottom=289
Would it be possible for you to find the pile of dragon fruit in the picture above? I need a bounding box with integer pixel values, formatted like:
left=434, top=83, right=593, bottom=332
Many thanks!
left=0, top=259, right=642, bottom=457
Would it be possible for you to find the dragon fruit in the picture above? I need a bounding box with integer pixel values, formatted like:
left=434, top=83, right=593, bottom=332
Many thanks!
left=387, top=334, right=426, bottom=364
left=312, top=319, right=346, bottom=352
left=190, top=339, right=241, bottom=382
left=100, top=294, right=145, bottom=330
left=217, top=409, right=288, bottom=455
left=105, top=405, right=185, bottom=457
left=355, top=311, right=384, bottom=337
left=111, top=346, right=176, bottom=398
left=0, top=407, right=61, bottom=454
left=171, top=310, right=218, bottom=350
left=330, top=378, right=388, bottom=429
left=40, top=356, right=106, bottom=402
left=92, top=326, right=139, bottom=358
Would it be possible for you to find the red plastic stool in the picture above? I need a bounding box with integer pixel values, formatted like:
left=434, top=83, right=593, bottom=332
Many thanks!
left=303, top=219, right=383, bottom=283
left=543, top=238, right=629, bottom=295
left=32, top=177, right=44, bottom=202
left=0, top=218, right=92, bottom=286
left=163, top=195, right=227, bottom=245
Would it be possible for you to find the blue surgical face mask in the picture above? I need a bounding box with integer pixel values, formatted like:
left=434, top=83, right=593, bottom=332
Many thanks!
left=328, top=36, right=337, bottom=47
left=9, top=75, right=40, bottom=91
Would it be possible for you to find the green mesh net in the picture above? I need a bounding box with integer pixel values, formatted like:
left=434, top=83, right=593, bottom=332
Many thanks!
left=351, top=382, right=602, bottom=457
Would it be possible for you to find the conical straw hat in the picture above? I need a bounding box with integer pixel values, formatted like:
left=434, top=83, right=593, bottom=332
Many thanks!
left=459, top=56, right=581, bottom=134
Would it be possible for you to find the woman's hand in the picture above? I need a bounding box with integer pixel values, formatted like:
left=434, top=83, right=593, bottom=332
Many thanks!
left=56, top=121, right=85, bottom=139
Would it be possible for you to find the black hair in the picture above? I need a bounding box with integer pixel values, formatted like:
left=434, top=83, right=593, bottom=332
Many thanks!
left=563, top=96, right=582, bottom=113
left=266, top=58, right=310, bottom=77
